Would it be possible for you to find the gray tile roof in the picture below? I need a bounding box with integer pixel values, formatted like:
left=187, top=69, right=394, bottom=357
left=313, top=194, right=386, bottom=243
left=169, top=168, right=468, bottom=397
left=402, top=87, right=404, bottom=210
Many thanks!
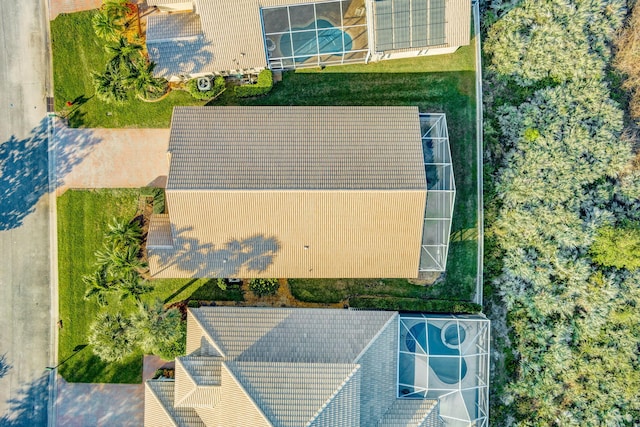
left=229, top=362, right=360, bottom=427
left=167, top=106, right=426, bottom=191
left=190, top=307, right=397, bottom=362
left=147, top=13, right=203, bottom=42
left=377, top=399, right=441, bottom=427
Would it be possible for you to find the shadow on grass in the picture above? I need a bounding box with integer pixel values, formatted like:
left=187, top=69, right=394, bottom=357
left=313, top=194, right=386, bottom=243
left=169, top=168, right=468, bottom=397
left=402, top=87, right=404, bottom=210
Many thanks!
left=58, top=351, right=143, bottom=385
left=0, top=374, right=48, bottom=427
left=0, top=117, right=101, bottom=230
left=163, top=279, right=198, bottom=303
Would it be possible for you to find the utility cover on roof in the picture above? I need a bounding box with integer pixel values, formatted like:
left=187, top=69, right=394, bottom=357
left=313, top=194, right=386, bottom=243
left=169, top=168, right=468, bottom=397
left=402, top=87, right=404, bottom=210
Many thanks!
left=167, top=106, right=426, bottom=191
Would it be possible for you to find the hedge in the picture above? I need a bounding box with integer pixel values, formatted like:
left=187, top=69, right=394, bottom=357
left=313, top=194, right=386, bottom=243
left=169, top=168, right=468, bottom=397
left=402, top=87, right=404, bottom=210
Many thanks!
left=186, top=76, right=225, bottom=100
left=348, top=296, right=482, bottom=314
left=234, top=69, right=273, bottom=98
left=140, top=187, right=165, bottom=214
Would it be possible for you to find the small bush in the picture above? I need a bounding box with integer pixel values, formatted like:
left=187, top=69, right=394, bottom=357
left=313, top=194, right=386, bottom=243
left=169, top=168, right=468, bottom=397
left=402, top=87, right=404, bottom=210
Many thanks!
left=348, top=296, right=482, bottom=314
left=249, top=278, right=279, bottom=297
left=186, top=76, right=225, bottom=100
left=234, top=69, right=273, bottom=98
left=140, top=187, right=166, bottom=214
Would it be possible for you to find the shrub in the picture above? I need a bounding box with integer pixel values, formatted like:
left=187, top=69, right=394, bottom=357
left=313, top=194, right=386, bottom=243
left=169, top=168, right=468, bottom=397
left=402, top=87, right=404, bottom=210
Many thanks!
left=234, top=69, right=273, bottom=98
left=348, top=296, right=482, bottom=314
left=131, top=300, right=186, bottom=360
left=249, top=278, right=279, bottom=297
left=590, top=223, right=640, bottom=270
left=186, top=76, right=225, bottom=100
left=88, top=311, right=137, bottom=362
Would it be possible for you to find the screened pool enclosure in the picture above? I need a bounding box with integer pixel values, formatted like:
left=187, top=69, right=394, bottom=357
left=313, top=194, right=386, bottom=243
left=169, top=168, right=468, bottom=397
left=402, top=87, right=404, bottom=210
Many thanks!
left=420, top=113, right=455, bottom=272
left=261, top=0, right=369, bottom=69
left=399, top=314, right=490, bottom=426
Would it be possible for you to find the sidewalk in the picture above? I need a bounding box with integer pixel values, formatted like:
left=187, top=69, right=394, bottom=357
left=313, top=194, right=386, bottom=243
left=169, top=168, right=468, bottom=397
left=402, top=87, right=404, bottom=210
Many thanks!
left=49, top=0, right=102, bottom=20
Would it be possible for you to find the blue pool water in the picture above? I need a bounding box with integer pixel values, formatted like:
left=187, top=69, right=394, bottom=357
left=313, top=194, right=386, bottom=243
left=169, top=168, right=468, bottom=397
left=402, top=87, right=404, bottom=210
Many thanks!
left=279, top=19, right=352, bottom=60
left=406, top=323, right=468, bottom=384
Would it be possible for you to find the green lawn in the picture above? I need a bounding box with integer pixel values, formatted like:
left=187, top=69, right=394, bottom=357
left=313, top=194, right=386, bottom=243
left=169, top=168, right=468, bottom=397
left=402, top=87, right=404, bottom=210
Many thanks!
left=51, top=11, right=205, bottom=128
left=57, top=189, right=244, bottom=383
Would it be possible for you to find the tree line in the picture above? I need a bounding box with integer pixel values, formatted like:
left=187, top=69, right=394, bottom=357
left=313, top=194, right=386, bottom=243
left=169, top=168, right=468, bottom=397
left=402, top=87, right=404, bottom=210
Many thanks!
left=482, top=0, right=640, bottom=424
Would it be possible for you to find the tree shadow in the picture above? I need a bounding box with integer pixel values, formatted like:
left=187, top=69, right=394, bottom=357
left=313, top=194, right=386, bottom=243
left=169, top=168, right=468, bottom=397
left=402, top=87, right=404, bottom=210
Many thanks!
left=0, top=117, right=102, bottom=230
left=0, top=374, right=49, bottom=427
left=0, top=354, right=11, bottom=379
left=148, top=38, right=214, bottom=78
left=163, top=278, right=198, bottom=303
left=150, top=226, right=281, bottom=278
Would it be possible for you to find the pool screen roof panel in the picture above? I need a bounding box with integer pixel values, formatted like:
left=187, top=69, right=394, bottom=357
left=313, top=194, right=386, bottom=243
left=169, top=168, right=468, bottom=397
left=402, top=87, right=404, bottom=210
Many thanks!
left=374, top=0, right=446, bottom=52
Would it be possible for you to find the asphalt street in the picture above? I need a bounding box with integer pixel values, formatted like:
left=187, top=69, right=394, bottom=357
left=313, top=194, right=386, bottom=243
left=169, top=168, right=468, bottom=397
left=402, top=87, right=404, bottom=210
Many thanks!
left=0, top=0, right=52, bottom=424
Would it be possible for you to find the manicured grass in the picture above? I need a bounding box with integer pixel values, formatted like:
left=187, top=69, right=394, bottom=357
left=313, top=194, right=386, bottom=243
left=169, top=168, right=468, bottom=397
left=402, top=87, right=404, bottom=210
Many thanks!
left=51, top=11, right=205, bottom=128
left=57, top=190, right=244, bottom=383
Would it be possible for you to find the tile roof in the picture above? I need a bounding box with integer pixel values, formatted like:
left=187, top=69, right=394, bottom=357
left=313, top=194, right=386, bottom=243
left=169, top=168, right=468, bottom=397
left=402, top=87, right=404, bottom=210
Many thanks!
left=167, top=106, right=426, bottom=191
left=190, top=307, right=397, bottom=362
left=147, top=37, right=216, bottom=77
left=229, top=362, right=360, bottom=427
left=377, top=398, right=440, bottom=427
left=146, top=13, right=203, bottom=42
left=146, top=381, right=206, bottom=427
left=147, top=0, right=192, bottom=5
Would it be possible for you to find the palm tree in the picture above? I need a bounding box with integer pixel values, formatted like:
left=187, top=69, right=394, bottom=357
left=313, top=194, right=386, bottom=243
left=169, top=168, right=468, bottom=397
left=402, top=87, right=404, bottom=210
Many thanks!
left=101, top=0, right=129, bottom=23
left=117, top=274, right=153, bottom=302
left=92, top=67, right=128, bottom=104
left=96, top=243, right=147, bottom=276
left=92, top=10, right=123, bottom=41
left=82, top=267, right=114, bottom=306
left=88, top=311, right=136, bottom=362
left=127, top=60, right=167, bottom=100
left=131, top=300, right=185, bottom=359
left=105, top=217, right=142, bottom=249
left=105, top=37, right=142, bottom=73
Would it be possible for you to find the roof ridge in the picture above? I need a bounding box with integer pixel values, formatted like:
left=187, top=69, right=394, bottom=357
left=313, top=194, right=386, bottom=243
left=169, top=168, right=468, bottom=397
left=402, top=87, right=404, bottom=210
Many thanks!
left=305, top=364, right=362, bottom=426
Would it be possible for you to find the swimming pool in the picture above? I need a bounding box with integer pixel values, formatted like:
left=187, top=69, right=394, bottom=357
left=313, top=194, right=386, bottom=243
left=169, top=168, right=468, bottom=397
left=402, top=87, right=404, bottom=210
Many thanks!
left=405, top=322, right=468, bottom=385
left=278, top=19, right=353, bottom=60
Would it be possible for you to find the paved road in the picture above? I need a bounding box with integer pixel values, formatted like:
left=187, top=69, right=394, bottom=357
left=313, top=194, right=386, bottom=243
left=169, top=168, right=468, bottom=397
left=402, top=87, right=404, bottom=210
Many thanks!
left=0, top=0, right=52, bottom=424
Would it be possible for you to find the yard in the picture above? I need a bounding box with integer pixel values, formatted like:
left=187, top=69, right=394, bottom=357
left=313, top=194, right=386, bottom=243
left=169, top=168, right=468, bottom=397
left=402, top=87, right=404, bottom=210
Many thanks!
left=57, top=189, right=243, bottom=383
left=55, top=10, right=479, bottom=382
left=51, top=11, right=206, bottom=128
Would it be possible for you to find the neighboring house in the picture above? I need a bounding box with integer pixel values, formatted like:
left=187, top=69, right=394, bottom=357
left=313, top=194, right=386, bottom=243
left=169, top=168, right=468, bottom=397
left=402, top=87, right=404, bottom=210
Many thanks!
left=144, top=307, right=490, bottom=426
left=145, top=0, right=471, bottom=77
left=146, top=106, right=455, bottom=279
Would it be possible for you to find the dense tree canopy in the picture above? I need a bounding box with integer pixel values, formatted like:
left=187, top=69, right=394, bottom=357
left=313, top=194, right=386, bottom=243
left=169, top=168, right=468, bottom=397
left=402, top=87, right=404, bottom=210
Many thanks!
left=485, top=0, right=625, bottom=85
left=483, top=0, right=640, bottom=424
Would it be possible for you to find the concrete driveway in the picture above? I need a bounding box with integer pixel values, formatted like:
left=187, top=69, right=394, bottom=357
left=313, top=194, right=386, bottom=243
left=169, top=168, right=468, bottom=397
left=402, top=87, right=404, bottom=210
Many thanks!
left=55, top=378, right=144, bottom=427
left=54, top=126, right=170, bottom=195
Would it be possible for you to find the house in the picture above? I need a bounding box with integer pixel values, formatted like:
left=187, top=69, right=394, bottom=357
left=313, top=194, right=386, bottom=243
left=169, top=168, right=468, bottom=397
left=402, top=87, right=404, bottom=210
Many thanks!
left=144, top=0, right=471, bottom=77
left=146, top=106, right=455, bottom=279
left=144, top=307, right=490, bottom=426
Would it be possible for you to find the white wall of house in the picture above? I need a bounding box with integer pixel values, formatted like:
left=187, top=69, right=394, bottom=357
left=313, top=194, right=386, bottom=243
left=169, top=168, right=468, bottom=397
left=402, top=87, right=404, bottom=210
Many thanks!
left=371, top=46, right=459, bottom=62
left=155, top=2, right=193, bottom=12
